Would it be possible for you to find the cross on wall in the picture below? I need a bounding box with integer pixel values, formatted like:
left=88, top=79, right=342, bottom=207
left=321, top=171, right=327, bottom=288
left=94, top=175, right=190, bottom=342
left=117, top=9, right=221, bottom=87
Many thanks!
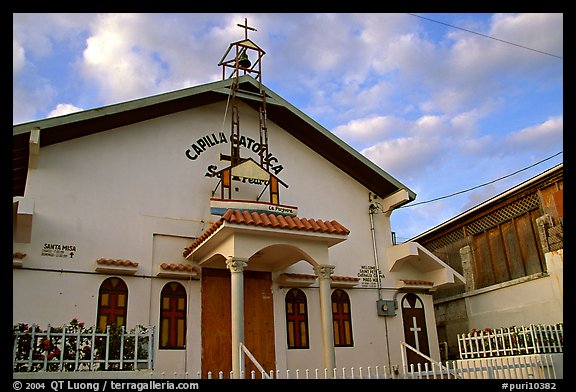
left=287, top=307, right=307, bottom=345
left=162, top=297, right=185, bottom=346
left=100, top=294, right=125, bottom=325
left=410, top=316, right=422, bottom=351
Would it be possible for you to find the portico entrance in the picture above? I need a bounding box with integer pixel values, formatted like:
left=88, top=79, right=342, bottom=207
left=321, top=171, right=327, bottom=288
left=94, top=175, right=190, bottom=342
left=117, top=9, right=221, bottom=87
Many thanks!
left=184, top=209, right=350, bottom=378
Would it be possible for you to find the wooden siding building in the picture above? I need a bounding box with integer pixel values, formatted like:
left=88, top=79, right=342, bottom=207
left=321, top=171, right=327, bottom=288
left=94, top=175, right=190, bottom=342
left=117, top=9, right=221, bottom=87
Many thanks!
left=410, top=163, right=563, bottom=360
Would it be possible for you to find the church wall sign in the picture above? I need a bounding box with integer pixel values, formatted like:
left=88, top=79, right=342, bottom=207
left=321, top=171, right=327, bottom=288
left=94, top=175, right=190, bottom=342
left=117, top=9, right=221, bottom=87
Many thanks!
left=185, top=132, right=285, bottom=178
left=357, top=265, right=384, bottom=288
left=41, top=243, right=77, bottom=259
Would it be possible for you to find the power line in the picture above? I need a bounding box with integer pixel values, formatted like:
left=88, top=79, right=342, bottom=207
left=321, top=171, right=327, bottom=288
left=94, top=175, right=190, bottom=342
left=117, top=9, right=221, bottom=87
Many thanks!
left=407, top=13, right=563, bottom=60
left=398, top=151, right=563, bottom=209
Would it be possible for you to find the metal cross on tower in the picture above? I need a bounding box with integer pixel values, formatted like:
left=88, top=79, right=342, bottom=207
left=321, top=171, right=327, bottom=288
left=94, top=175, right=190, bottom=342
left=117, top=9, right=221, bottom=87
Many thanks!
left=237, top=18, right=257, bottom=40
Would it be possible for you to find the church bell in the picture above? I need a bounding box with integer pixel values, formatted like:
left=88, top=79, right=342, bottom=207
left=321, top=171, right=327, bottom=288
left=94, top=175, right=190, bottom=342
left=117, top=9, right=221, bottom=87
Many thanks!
left=237, top=51, right=251, bottom=68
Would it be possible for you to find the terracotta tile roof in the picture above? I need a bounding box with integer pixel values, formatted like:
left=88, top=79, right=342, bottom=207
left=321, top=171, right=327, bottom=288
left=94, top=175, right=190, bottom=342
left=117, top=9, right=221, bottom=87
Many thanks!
left=277, top=273, right=360, bottom=282
left=159, top=263, right=196, bottom=272
left=183, top=209, right=350, bottom=257
left=332, top=275, right=360, bottom=283
left=282, top=273, right=316, bottom=280
left=400, top=279, right=434, bottom=286
left=96, top=258, right=139, bottom=268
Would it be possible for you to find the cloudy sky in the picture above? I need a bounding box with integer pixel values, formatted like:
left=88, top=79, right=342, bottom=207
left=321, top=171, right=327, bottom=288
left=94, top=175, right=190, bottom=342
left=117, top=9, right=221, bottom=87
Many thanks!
left=13, top=13, right=563, bottom=241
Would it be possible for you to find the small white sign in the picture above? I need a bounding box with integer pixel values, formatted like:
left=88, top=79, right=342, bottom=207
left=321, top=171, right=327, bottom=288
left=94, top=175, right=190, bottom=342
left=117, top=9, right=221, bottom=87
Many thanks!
left=41, top=243, right=77, bottom=259
left=357, top=265, right=383, bottom=288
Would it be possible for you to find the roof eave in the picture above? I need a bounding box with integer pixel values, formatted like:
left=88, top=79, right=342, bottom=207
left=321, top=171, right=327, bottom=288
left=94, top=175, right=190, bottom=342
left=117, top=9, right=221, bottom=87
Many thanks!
left=12, top=75, right=416, bottom=201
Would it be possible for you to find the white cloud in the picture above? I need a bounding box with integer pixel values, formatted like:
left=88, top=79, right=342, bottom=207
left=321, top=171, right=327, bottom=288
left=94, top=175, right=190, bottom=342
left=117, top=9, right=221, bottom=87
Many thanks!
left=13, top=40, right=25, bottom=75
left=361, top=136, right=444, bottom=181
left=506, top=116, right=563, bottom=151
left=48, top=103, right=84, bottom=118
left=81, top=14, right=167, bottom=102
left=334, top=115, right=402, bottom=146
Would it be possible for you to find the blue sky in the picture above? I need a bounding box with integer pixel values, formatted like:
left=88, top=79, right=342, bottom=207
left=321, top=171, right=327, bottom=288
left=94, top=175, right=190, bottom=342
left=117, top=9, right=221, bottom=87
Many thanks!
left=13, top=13, right=563, bottom=241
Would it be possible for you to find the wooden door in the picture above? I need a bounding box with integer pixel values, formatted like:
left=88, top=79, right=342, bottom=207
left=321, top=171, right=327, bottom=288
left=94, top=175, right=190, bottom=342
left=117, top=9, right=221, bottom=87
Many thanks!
left=401, top=293, right=430, bottom=367
left=201, top=268, right=276, bottom=378
left=201, top=268, right=231, bottom=378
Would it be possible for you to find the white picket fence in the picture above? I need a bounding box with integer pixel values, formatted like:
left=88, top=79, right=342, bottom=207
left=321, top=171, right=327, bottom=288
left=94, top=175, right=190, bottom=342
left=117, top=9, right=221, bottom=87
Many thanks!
left=12, top=324, right=154, bottom=372
left=151, top=354, right=557, bottom=380
left=151, top=342, right=556, bottom=380
left=458, top=323, right=563, bottom=359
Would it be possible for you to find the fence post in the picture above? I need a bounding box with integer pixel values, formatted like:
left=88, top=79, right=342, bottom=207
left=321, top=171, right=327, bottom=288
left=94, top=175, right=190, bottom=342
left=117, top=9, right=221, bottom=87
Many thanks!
left=43, top=325, right=50, bottom=371
left=59, top=328, right=65, bottom=371
left=104, top=325, right=110, bottom=370
left=148, top=326, right=155, bottom=370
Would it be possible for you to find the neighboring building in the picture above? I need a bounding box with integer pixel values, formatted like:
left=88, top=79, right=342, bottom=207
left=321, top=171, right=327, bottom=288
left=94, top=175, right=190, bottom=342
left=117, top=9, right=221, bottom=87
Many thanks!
left=12, top=28, right=464, bottom=377
left=410, top=163, right=563, bottom=360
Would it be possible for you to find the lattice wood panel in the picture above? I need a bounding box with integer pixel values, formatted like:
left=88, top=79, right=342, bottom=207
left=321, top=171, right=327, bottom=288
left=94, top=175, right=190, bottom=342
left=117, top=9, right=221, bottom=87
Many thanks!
left=423, top=193, right=540, bottom=252
left=465, top=193, right=540, bottom=235
left=425, top=228, right=464, bottom=252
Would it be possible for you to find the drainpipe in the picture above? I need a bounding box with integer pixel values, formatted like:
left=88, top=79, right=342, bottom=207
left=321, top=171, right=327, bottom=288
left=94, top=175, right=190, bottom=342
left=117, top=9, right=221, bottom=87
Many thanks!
left=369, top=203, right=392, bottom=370
left=369, top=204, right=383, bottom=300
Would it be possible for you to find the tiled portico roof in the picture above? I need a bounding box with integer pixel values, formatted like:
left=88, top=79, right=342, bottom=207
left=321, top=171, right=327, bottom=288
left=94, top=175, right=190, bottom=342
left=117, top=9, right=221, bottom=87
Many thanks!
left=183, top=209, right=350, bottom=258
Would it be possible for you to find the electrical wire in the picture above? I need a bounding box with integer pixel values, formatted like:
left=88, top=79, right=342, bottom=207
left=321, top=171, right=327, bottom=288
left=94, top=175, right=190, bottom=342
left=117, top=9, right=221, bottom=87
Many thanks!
left=397, top=151, right=562, bottom=209
left=407, top=13, right=563, bottom=60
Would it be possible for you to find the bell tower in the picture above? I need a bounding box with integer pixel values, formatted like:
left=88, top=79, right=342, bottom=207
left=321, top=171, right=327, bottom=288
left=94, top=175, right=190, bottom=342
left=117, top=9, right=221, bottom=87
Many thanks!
left=210, top=18, right=295, bottom=216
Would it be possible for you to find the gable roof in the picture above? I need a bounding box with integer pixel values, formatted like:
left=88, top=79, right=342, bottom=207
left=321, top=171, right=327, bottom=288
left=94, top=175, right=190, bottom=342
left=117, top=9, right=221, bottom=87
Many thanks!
left=12, top=75, right=416, bottom=202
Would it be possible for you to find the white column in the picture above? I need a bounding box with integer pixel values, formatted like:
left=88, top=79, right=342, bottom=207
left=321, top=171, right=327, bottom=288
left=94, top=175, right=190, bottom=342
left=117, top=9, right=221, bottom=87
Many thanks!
left=227, top=256, right=248, bottom=379
left=314, top=264, right=336, bottom=375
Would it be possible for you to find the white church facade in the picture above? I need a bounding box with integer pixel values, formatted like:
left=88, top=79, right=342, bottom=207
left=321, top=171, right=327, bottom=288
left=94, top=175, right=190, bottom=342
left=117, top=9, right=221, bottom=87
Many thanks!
left=12, top=25, right=465, bottom=378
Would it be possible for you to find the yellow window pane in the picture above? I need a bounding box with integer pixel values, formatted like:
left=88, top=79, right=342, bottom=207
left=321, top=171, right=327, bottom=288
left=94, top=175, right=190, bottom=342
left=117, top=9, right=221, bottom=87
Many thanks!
left=161, top=319, right=169, bottom=347
left=116, top=316, right=124, bottom=326
left=343, top=303, right=349, bottom=314
left=177, top=319, right=185, bottom=347
left=117, top=294, right=125, bottom=307
left=300, top=322, right=307, bottom=346
left=98, top=316, right=107, bottom=332
left=287, top=303, right=293, bottom=314
left=101, top=293, right=109, bottom=307
left=177, top=298, right=185, bottom=311
left=287, top=322, right=295, bottom=347
left=298, top=303, right=305, bottom=314
left=344, top=322, right=352, bottom=344
left=332, top=303, right=338, bottom=313
left=162, top=297, right=170, bottom=310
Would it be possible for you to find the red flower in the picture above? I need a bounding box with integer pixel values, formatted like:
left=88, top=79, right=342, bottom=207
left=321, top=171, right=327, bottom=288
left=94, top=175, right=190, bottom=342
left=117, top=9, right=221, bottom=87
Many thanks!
left=42, top=339, right=52, bottom=350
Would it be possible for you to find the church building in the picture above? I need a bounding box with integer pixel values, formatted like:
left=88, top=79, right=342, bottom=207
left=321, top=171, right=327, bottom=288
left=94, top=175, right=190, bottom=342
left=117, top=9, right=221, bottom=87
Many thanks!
left=12, top=20, right=464, bottom=378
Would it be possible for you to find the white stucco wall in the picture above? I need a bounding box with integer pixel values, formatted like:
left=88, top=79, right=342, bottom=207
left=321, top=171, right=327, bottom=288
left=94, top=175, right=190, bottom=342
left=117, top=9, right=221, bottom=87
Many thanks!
left=13, top=99, right=440, bottom=375
left=465, top=250, right=563, bottom=329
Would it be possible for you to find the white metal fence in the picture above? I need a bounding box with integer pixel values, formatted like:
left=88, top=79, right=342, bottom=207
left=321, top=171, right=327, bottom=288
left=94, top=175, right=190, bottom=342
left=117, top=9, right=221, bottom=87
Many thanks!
left=13, top=323, right=154, bottom=372
left=458, top=323, right=563, bottom=359
left=151, top=354, right=557, bottom=380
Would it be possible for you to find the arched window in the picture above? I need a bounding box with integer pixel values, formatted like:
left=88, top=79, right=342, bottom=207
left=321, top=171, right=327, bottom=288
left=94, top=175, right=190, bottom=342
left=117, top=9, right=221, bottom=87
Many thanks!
left=285, top=288, right=309, bottom=349
left=97, top=277, right=128, bottom=332
left=332, top=289, right=353, bottom=347
left=160, top=282, right=187, bottom=349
